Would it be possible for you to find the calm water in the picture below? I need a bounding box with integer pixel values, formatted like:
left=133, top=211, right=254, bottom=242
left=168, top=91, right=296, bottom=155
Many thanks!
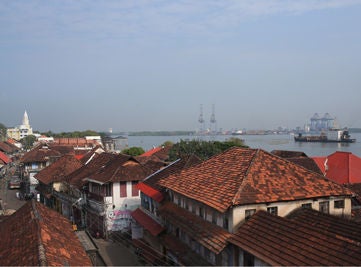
left=127, top=133, right=361, bottom=157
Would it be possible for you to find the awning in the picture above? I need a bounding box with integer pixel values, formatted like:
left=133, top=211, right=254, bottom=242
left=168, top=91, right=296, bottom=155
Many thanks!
left=137, top=182, right=164, bottom=202
left=131, top=208, right=165, bottom=236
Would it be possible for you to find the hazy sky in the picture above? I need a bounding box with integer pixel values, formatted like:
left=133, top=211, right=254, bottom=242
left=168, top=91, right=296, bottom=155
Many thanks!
left=1, top=0, right=361, bottom=133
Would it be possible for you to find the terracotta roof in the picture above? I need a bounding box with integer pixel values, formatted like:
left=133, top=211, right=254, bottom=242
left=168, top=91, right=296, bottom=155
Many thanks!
left=229, top=210, right=361, bottom=266
left=34, top=155, right=83, bottom=185
left=143, top=155, right=202, bottom=192
left=139, top=145, right=172, bottom=162
left=137, top=182, right=164, bottom=202
left=159, top=147, right=352, bottom=212
left=0, top=200, right=92, bottom=266
left=313, top=151, right=361, bottom=184
left=271, top=150, right=323, bottom=174
left=287, top=207, right=361, bottom=243
left=159, top=201, right=232, bottom=254
left=0, top=151, right=11, bottom=164
left=20, top=144, right=74, bottom=163
left=66, top=152, right=118, bottom=188
left=0, top=141, right=19, bottom=153
left=53, top=137, right=100, bottom=147
left=137, top=155, right=202, bottom=202
left=87, top=155, right=153, bottom=183
left=131, top=208, right=165, bottom=236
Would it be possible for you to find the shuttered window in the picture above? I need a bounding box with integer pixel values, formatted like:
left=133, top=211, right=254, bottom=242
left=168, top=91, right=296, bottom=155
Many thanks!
left=120, top=182, right=127, bottom=197
left=132, top=181, right=139, bottom=196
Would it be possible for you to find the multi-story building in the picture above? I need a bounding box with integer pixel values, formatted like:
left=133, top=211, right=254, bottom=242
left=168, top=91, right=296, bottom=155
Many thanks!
left=154, top=147, right=353, bottom=265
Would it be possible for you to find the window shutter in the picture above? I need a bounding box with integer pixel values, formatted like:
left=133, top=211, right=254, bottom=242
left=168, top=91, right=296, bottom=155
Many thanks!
left=120, top=182, right=127, bottom=197
left=132, top=181, right=139, bottom=196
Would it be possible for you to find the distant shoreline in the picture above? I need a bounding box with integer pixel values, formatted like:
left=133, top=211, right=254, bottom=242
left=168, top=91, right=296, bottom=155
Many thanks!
left=112, top=128, right=361, bottom=137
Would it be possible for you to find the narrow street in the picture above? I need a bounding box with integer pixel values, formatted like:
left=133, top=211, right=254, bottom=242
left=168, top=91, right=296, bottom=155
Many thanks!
left=0, top=164, right=26, bottom=215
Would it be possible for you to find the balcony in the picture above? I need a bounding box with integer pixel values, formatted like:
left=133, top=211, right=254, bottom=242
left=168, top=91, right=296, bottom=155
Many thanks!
left=86, top=192, right=113, bottom=215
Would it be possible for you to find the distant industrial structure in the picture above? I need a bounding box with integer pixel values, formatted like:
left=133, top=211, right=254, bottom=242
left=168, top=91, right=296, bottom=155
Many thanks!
left=197, top=104, right=218, bottom=136
left=306, top=113, right=337, bottom=132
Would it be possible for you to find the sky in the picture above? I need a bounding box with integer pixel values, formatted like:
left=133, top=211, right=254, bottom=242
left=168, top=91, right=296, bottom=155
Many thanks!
left=1, top=0, right=361, bottom=133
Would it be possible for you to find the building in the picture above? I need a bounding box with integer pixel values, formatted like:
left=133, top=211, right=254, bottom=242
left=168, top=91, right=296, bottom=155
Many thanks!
left=156, top=147, right=353, bottom=265
left=0, top=200, right=93, bottom=266
left=229, top=208, right=361, bottom=266
left=6, top=110, right=33, bottom=140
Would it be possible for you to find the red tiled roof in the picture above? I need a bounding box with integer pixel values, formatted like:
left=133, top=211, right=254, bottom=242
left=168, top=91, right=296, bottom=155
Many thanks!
left=313, top=151, right=361, bottom=184
left=0, top=141, right=19, bottom=153
left=160, top=147, right=352, bottom=212
left=131, top=208, right=165, bottom=236
left=159, top=201, right=232, bottom=254
left=20, top=144, right=74, bottom=163
left=53, top=137, right=100, bottom=147
left=271, top=150, right=323, bottom=174
left=139, top=145, right=172, bottom=162
left=287, top=207, right=361, bottom=243
left=34, top=155, right=83, bottom=185
left=87, top=155, right=152, bottom=183
left=0, top=151, right=11, bottom=164
left=229, top=210, right=361, bottom=266
left=137, top=182, right=164, bottom=202
left=66, top=152, right=118, bottom=188
left=0, top=200, right=92, bottom=266
left=140, top=147, right=163, bottom=157
left=143, top=155, right=202, bottom=191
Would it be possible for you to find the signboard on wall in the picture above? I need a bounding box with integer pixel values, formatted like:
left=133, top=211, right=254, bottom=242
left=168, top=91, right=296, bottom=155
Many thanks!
left=107, top=209, right=132, bottom=232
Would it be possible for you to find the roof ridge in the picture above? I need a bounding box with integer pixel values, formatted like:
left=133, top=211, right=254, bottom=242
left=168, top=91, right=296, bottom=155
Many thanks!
left=232, top=148, right=260, bottom=205
left=31, top=200, right=47, bottom=266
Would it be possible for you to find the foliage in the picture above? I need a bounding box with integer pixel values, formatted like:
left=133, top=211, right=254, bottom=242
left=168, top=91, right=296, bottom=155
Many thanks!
left=0, top=123, right=6, bottom=141
left=122, top=147, right=145, bottom=156
left=41, top=130, right=100, bottom=138
left=161, top=140, right=174, bottom=147
left=21, top=135, right=37, bottom=150
left=168, top=138, right=248, bottom=161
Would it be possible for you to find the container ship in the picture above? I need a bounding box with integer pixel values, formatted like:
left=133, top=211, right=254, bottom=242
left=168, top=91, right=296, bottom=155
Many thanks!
left=294, top=128, right=356, bottom=143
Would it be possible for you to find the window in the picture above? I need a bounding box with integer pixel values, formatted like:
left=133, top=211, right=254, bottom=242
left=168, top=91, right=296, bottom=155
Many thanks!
left=212, top=211, right=217, bottom=224
left=334, top=200, right=345, bottom=209
left=267, top=206, right=278, bottom=216
left=243, top=251, right=255, bottom=266
left=104, top=183, right=112, bottom=197
left=319, top=201, right=329, bottom=214
left=301, top=203, right=312, bottom=209
left=199, top=207, right=204, bottom=218
left=141, top=195, right=150, bottom=211
left=223, top=215, right=229, bottom=230
left=119, top=182, right=127, bottom=197
left=131, top=181, right=138, bottom=196
left=245, top=209, right=256, bottom=221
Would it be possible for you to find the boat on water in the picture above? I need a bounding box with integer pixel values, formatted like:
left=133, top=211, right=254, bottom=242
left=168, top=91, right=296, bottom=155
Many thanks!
left=294, top=128, right=356, bottom=143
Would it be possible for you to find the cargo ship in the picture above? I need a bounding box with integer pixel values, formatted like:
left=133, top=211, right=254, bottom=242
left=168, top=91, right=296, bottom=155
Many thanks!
left=294, top=128, right=356, bottom=143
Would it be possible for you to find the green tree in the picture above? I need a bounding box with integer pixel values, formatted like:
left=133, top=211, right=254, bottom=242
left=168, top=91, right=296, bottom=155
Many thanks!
left=122, top=147, right=145, bottom=156
left=21, top=135, right=37, bottom=150
left=161, top=140, right=174, bottom=147
left=169, top=138, right=247, bottom=161
left=0, top=123, right=6, bottom=141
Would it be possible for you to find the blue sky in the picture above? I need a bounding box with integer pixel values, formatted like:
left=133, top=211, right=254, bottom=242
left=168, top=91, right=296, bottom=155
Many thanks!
left=1, top=0, right=361, bottom=133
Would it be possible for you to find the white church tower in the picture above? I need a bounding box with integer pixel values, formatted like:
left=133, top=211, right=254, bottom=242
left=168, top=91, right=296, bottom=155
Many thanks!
left=19, top=110, right=33, bottom=139
left=7, top=110, right=33, bottom=140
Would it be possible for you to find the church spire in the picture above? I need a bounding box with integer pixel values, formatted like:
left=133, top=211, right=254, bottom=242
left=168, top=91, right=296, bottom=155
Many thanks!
left=22, top=110, right=30, bottom=126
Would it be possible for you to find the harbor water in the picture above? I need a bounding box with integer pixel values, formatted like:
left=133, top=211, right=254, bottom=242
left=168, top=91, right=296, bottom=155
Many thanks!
left=127, top=132, right=361, bottom=157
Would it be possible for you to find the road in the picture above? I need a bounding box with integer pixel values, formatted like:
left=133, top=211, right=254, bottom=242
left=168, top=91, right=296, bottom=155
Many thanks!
left=0, top=164, right=26, bottom=214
